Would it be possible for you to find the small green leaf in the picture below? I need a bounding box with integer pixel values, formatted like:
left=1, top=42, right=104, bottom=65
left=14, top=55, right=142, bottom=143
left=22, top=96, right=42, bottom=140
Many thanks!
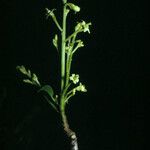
left=27, top=69, right=31, bottom=78
left=38, top=85, right=55, bottom=102
left=23, top=79, right=33, bottom=84
left=16, top=65, right=27, bottom=75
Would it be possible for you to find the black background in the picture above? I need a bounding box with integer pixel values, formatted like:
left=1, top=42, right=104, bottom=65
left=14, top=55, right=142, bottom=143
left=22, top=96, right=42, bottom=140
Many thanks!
left=0, top=0, right=146, bottom=150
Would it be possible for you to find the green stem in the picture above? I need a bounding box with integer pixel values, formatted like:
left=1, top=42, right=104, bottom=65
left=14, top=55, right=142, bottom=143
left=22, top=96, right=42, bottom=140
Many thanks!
left=66, top=52, right=71, bottom=86
left=72, top=45, right=79, bottom=54
left=60, top=5, right=78, bottom=150
left=60, top=0, right=69, bottom=133
left=60, top=95, right=68, bottom=125
left=61, top=3, right=67, bottom=91
left=65, top=92, right=75, bottom=103
left=65, top=31, right=78, bottom=42
left=66, top=53, right=72, bottom=84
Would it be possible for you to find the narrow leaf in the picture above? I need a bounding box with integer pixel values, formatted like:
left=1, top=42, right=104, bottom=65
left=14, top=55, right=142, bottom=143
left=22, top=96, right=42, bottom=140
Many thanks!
left=23, top=79, right=33, bottom=84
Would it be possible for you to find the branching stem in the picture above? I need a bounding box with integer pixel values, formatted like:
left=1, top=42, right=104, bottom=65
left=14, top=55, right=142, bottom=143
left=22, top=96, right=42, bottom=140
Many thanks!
left=60, top=1, right=79, bottom=150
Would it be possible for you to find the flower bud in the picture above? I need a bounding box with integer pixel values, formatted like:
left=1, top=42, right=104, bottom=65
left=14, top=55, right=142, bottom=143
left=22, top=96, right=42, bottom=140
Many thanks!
left=67, top=3, right=80, bottom=12
left=53, top=34, right=58, bottom=49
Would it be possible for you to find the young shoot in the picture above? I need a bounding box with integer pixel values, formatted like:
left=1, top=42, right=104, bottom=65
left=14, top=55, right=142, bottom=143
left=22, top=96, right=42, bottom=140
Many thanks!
left=16, top=1, right=91, bottom=150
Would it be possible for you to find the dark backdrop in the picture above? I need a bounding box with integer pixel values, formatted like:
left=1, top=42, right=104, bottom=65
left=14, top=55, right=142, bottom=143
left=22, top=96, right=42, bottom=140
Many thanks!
left=0, top=0, right=146, bottom=150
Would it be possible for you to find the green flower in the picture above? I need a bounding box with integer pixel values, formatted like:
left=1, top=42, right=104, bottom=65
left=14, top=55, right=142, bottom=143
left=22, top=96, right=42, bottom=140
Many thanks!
left=45, top=8, right=56, bottom=19
left=76, top=83, right=87, bottom=92
left=75, top=21, right=92, bottom=33
left=82, top=21, right=92, bottom=33
left=70, top=74, right=79, bottom=84
left=76, top=40, right=84, bottom=47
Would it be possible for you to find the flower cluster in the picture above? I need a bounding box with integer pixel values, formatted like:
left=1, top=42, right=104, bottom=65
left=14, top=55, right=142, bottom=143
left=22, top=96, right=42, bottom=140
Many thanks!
left=69, top=74, right=87, bottom=93
left=71, top=82, right=87, bottom=96
left=75, top=21, right=92, bottom=34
